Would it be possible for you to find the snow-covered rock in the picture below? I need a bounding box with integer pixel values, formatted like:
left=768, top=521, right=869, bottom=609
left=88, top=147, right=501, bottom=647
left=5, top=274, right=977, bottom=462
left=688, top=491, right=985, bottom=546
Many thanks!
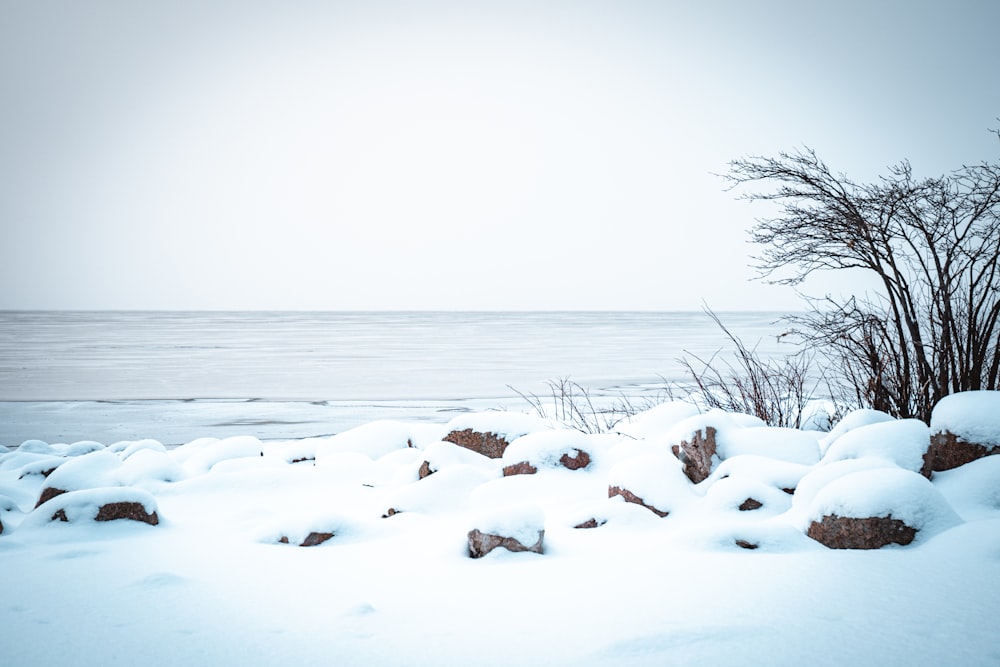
left=607, top=454, right=695, bottom=517
left=805, top=468, right=962, bottom=548
left=924, top=390, right=1000, bottom=475
left=467, top=504, right=545, bottom=557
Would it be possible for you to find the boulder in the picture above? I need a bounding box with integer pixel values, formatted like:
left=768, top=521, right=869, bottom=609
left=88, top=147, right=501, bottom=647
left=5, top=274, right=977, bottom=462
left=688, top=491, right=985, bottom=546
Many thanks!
left=35, top=486, right=68, bottom=509
left=443, top=429, right=510, bottom=459
left=467, top=528, right=544, bottom=558
left=502, top=460, right=538, bottom=476
left=671, top=426, right=718, bottom=484
left=921, top=430, right=1000, bottom=477
left=807, top=514, right=916, bottom=549
left=573, top=518, right=606, bottom=529
left=418, top=460, right=435, bottom=479
left=924, top=391, right=1000, bottom=476
left=738, top=498, right=763, bottom=511
left=94, top=501, right=159, bottom=526
left=278, top=531, right=334, bottom=547
left=608, top=485, right=669, bottom=518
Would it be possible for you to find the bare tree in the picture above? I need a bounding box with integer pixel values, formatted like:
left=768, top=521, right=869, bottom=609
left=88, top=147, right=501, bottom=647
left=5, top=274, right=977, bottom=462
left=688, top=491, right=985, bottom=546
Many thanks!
left=726, top=133, right=1000, bottom=422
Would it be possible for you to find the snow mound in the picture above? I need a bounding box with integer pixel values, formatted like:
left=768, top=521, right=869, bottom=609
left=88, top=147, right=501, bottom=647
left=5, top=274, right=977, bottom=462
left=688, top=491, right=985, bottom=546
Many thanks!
left=617, top=401, right=701, bottom=439
left=43, top=450, right=123, bottom=493
left=931, top=390, right=1000, bottom=445
left=819, top=408, right=896, bottom=454
left=501, top=429, right=595, bottom=470
left=719, top=426, right=821, bottom=465
left=314, top=420, right=430, bottom=462
left=175, top=436, right=263, bottom=474
left=607, top=454, right=696, bottom=516
left=443, top=411, right=551, bottom=440
left=807, top=468, right=962, bottom=539
left=386, top=464, right=495, bottom=516
left=932, top=455, right=1000, bottom=521
left=111, top=439, right=167, bottom=460
left=791, top=458, right=899, bottom=524
left=118, top=449, right=186, bottom=486
left=705, top=455, right=812, bottom=493
left=822, top=418, right=930, bottom=472
left=701, top=475, right=793, bottom=516
left=419, top=441, right=499, bottom=474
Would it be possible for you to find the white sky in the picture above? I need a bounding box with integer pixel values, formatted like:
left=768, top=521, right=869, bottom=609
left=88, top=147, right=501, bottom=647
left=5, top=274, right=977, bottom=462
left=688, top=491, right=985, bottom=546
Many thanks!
left=1, top=0, right=998, bottom=310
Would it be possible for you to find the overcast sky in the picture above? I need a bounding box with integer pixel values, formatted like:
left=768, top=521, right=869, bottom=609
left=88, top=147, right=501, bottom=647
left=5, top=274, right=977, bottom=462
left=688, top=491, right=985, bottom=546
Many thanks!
left=1, top=0, right=998, bottom=311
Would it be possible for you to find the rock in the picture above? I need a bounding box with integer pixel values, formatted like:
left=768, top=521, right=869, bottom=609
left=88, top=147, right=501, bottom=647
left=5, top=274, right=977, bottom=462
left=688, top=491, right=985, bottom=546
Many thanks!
left=417, top=460, right=435, bottom=479
left=807, top=514, right=917, bottom=549
left=35, top=486, right=68, bottom=509
left=738, top=498, right=763, bottom=511
left=443, top=429, right=510, bottom=459
left=921, top=430, right=1000, bottom=477
left=94, top=501, right=160, bottom=526
left=608, top=485, right=669, bottom=518
left=502, top=461, right=538, bottom=476
left=467, top=528, right=544, bottom=558
left=573, top=518, right=605, bottom=529
left=735, top=539, right=759, bottom=550
left=382, top=508, right=400, bottom=518
left=559, top=449, right=591, bottom=470
left=671, top=426, right=718, bottom=483
left=277, top=531, right=335, bottom=546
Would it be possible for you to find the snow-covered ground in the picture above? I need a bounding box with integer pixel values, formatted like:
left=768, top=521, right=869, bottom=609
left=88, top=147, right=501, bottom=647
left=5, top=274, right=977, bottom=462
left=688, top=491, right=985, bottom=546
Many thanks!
left=1, top=395, right=999, bottom=666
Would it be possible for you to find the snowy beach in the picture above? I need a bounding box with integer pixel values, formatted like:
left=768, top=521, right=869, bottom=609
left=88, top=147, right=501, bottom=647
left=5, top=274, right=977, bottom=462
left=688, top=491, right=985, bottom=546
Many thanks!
left=1, top=389, right=999, bottom=666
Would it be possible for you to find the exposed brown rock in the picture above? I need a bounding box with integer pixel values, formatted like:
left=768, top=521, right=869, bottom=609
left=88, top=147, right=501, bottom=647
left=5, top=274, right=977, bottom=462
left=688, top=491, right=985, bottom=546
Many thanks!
left=418, top=460, right=435, bottom=479
left=735, top=539, right=759, bottom=550
left=95, top=501, right=160, bottom=526
left=608, top=485, right=669, bottom=518
left=560, top=449, right=591, bottom=470
left=781, top=487, right=796, bottom=495
left=35, top=487, right=68, bottom=509
left=382, top=508, right=400, bottom=518
left=51, top=509, right=69, bottom=522
left=807, top=514, right=917, bottom=549
left=467, top=528, right=544, bottom=558
left=279, top=532, right=335, bottom=546
left=573, top=518, right=606, bottom=529
left=443, top=429, right=510, bottom=459
left=300, top=531, right=335, bottom=547
left=921, top=430, right=1000, bottom=478
left=671, top=426, right=718, bottom=483
left=290, top=457, right=314, bottom=464
left=738, top=498, right=763, bottom=511
left=502, top=461, right=538, bottom=476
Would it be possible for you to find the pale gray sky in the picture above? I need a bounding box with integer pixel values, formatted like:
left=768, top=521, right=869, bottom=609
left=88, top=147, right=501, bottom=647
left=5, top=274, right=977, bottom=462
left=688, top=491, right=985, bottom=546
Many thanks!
left=1, top=0, right=998, bottom=310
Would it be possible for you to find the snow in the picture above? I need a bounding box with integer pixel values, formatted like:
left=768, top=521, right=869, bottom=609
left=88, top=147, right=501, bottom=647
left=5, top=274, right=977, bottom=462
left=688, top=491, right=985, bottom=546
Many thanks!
left=1, top=399, right=999, bottom=666
left=822, top=418, right=930, bottom=472
left=930, top=390, right=1000, bottom=445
